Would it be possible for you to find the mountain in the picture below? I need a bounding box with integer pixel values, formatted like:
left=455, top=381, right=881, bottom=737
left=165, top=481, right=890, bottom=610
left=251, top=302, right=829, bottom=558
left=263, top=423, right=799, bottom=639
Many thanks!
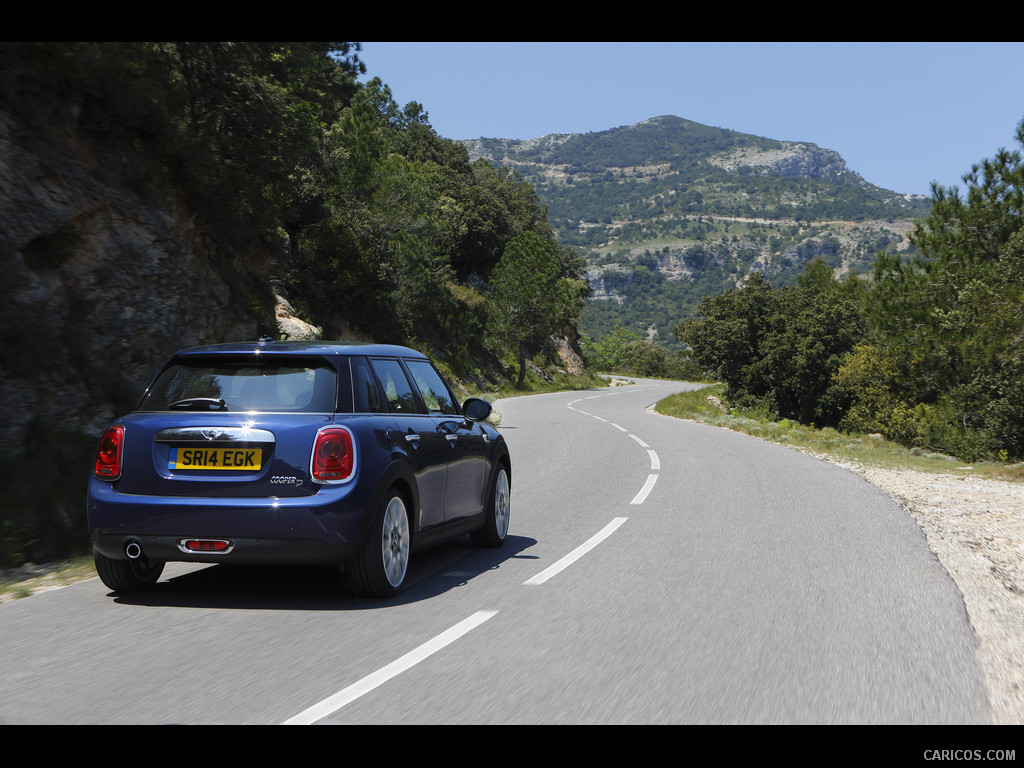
left=464, top=115, right=931, bottom=346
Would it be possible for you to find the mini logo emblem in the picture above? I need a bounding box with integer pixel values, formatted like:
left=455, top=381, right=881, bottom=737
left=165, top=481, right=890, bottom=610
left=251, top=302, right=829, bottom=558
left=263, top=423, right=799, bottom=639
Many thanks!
left=201, top=429, right=225, bottom=441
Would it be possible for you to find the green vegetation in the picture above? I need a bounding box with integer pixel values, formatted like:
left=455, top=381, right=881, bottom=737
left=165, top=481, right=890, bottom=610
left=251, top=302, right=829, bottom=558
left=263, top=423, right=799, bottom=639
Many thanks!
left=677, top=259, right=865, bottom=426
left=487, top=232, right=587, bottom=387
left=582, top=323, right=705, bottom=380
left=674, top=120, right=1024, bottom=463
left=655, top=384, right=1024, bottom=482
left=0, top=43, right=588, bottom=379
left=481, top=358, right=607, bottom=399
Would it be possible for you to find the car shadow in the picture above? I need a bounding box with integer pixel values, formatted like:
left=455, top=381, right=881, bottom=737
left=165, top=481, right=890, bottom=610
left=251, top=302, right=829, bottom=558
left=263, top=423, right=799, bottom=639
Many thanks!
left=108, top=534, right=538, bottom=611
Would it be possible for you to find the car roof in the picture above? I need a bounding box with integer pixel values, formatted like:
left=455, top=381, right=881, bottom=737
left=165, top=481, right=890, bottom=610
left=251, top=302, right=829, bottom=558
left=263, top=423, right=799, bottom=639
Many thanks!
left=171, top=339, right=430, bottom=360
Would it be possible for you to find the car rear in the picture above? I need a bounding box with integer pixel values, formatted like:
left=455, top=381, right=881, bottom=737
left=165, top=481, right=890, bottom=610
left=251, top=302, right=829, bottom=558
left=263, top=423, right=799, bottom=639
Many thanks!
left=87, top=344, right=374, bottom=578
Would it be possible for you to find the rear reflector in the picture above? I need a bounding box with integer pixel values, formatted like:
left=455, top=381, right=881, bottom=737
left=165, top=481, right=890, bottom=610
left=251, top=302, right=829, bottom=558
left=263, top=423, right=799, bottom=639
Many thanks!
left=181, top=539, right=232, bottom=552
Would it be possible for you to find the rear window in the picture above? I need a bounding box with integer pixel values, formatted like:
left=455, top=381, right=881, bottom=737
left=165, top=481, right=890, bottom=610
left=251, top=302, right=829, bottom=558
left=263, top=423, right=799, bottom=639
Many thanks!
left=139, top=358, right=338, bottom=413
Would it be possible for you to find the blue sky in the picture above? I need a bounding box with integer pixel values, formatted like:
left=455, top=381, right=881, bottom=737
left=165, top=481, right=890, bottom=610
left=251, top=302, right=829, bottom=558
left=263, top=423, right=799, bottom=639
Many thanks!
left=359, top=42, right=1024, bottom=197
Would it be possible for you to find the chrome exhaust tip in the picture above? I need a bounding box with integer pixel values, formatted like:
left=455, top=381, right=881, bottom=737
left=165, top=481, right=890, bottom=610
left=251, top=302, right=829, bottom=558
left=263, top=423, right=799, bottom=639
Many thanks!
left=125, top=541, right=143, bottom=560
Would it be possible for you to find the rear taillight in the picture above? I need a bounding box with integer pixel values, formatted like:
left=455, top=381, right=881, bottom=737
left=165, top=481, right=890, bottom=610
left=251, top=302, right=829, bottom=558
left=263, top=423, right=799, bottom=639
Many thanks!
left=94, top=425, right=124, bottom=480
left=311, top=426, right=355, bottom=483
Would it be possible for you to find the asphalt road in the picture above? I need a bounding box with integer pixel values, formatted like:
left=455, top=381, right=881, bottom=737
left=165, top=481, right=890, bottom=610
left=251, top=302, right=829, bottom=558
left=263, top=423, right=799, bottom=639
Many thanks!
left=0, top=379, right=991, bottom=724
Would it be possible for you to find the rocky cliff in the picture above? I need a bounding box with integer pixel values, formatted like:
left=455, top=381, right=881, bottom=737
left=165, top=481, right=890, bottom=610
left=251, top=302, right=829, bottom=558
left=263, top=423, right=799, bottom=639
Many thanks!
left=0, top=110, right=277, bottom=447
left=705, top=142, right=850, bottom=180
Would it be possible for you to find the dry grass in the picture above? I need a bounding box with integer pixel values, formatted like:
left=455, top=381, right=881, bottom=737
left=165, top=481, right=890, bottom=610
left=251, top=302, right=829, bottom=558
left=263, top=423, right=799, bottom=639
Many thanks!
left=0, top=555, right=96, bottom=603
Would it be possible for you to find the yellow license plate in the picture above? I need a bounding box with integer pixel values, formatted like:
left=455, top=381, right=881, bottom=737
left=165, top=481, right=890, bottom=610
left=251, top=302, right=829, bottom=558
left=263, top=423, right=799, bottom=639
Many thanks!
left=169, top=447, right=262, bottom=471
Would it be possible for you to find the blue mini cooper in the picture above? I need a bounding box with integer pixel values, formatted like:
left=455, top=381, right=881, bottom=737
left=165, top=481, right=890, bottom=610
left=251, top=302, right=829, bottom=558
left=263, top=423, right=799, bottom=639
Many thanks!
left=87, top=339, right=511, bottom=598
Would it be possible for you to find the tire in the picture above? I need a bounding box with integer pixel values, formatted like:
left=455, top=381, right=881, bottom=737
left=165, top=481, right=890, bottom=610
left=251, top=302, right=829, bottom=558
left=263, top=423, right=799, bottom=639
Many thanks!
left=94, top=549, right=165, bottom=593
left=346, top=488, right=411, bottom=598
left=472, top=465, right=510, bottom=547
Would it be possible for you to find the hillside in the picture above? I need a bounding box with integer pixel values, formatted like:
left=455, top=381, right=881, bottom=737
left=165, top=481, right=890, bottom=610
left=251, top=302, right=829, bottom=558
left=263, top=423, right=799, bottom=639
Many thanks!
left=465, top=115, right=932, bottom=345
left=0, top=43, right=592, bottom=568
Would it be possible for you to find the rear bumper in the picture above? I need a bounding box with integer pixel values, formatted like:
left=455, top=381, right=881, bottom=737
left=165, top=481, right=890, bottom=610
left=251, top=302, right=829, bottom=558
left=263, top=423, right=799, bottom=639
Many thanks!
left=87, top=478, right=372, bottom=566
left=90, top=532, right=358, bottom=566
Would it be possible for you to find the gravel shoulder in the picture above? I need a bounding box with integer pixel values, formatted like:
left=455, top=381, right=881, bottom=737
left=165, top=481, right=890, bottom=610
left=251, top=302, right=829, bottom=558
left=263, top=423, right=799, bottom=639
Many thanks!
left=814, top=455, right=1024, bottom=724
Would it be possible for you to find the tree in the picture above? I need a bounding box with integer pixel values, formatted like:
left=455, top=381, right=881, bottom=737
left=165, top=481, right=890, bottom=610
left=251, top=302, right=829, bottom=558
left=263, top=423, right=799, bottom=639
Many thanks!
left=585, top=324, right=644, bottom=371
left=677, top=260, right=864, bottom=425
left=833, top=345, right=923, bottom=444
left=488, top=232, right=585, bottom=387
left=676, top=271, right=777, bottom=400
left=863, top=119, right=1024, bottom=457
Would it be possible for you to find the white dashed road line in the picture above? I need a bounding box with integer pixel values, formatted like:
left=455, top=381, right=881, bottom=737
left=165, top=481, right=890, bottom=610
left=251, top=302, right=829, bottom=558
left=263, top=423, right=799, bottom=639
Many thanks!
left=523, top=517, right=629, bottom=586
left=283, top=610, right=499, bottom=724
left=285, top=389, right=665, bottom=724
left=647, top=449, right=660, bottom=471
left=628, top=433, right=650, bottom=449
left=569, top=392, right=662, bottom=507
left=631, top=474, right=659, bottom=505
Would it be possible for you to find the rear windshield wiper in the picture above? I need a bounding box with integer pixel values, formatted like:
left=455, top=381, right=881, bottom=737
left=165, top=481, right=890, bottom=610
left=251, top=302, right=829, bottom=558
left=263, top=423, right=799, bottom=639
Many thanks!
left=168, top=397, right=228, bottom=411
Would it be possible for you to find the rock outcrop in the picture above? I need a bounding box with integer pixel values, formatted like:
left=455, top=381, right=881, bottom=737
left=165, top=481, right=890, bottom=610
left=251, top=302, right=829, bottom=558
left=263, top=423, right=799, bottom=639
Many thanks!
left=0, top=111, right=274, bottom=445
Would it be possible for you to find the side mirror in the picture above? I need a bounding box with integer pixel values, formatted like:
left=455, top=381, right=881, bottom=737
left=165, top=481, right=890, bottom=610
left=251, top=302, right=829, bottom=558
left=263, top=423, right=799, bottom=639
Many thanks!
left=462, top=397, right=492, bottom=423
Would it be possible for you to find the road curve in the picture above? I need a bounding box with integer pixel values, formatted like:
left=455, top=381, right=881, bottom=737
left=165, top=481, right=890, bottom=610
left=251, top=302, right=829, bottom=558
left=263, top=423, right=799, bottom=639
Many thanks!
left=0, top=378, right=990, bottom=724
left=487, top=378, right=990, bottom=723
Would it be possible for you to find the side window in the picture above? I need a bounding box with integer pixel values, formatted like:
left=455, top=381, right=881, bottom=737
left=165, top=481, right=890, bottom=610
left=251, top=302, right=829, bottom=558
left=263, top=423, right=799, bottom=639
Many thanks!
left=351, top=356, right=383, bottom=413
left=405, top=359, right=460, bottom=416
left=368, top=358, right=423, bottom=414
